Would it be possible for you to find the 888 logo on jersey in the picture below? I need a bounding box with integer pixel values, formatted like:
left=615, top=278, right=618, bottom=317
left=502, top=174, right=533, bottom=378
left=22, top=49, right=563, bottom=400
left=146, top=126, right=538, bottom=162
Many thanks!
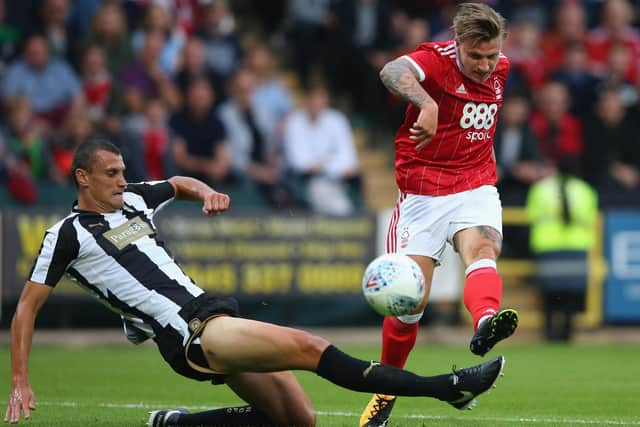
left=460, top=102, right=498, bottom=142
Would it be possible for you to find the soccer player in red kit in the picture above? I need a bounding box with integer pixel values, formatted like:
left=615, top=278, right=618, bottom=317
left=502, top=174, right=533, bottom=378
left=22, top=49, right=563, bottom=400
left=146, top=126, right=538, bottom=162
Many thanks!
left=360, top=4, right=518, bottom=426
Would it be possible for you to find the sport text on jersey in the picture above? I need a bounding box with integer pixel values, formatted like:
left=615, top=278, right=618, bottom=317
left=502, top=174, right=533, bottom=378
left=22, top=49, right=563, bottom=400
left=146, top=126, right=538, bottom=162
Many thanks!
left=459, top=102, right=498, bottom=143
left=103, top=217, right=153, bottom=250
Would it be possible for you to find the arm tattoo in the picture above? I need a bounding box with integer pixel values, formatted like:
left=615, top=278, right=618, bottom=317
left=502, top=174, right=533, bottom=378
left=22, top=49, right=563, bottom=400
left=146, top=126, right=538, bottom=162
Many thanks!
left=380, top=58, right=435, bottom=108
left=476, top=225, right=503, bottom=245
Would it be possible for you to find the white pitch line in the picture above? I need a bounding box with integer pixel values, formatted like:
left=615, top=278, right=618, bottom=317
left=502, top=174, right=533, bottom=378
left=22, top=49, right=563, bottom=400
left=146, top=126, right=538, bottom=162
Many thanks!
left=316, top=411, right=640, bottom=426
left=35, top=401, right=640, bottom=426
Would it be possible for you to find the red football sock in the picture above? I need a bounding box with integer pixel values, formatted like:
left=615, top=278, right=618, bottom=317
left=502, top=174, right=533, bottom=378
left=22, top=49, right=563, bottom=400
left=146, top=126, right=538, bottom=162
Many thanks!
left=380, top=316, right=419, bottom=368
left=463, top=267, right=502, bottom=330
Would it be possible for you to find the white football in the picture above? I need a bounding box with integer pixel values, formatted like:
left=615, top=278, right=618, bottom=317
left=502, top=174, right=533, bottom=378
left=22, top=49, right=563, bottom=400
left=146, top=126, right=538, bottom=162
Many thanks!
left=362, top=253, right=426, bottom=317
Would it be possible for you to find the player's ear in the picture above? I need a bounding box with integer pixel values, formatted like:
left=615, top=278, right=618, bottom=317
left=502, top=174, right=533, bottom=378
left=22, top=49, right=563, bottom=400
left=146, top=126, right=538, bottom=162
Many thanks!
left=76, top=169, right=89, bottom=187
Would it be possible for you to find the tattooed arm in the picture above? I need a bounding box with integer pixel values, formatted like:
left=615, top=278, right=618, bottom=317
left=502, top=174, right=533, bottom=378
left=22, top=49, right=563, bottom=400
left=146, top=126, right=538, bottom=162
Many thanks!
left=380, top=57, right=434, bottom=107
left=380, top=57, right=438, bottom=150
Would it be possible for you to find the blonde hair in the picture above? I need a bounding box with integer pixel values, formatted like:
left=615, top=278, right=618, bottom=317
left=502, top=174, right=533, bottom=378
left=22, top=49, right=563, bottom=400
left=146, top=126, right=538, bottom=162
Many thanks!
left=452, top=3, right=508, bottom=45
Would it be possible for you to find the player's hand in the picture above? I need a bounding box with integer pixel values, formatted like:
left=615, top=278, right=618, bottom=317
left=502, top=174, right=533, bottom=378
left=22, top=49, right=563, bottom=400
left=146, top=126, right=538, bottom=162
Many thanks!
left=202, top=191, right=230, bottom=216
left=410, top=102, right=438, bottom=151
left=4, top=384, right=36, bottom=424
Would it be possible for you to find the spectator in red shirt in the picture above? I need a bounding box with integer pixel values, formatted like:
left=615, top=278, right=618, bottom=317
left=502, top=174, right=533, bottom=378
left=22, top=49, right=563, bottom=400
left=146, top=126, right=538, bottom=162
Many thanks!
left=141, top=98, right=172, bottom=181
left=504, top=20, right=546, bottom=90
left=81, top=44, right=124, bottom=133
left=586, top=0, right=640, bottom=84
left=541, top=1, right=589, bottom=76
left=52, top=112, right=95, bottom=181
left=530, top=80, right=584, bottom=167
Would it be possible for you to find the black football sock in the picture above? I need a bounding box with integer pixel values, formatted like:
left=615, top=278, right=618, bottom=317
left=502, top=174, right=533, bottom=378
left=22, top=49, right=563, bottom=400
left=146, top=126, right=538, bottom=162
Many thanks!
left=315, top=345, right=456, bottom=401
left=171, top=405, right=275, bottom=426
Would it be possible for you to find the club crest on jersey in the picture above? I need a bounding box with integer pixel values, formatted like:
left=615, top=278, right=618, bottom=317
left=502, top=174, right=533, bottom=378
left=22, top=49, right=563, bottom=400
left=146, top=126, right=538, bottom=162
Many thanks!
left=493, top=77, right=502, bottom=100
left=400, top=227, right=410, bottom=249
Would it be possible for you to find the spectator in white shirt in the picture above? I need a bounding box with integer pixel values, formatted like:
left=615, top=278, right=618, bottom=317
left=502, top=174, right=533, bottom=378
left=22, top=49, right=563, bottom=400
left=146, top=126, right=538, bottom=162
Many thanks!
left=283, top=83, right=360, bottom=216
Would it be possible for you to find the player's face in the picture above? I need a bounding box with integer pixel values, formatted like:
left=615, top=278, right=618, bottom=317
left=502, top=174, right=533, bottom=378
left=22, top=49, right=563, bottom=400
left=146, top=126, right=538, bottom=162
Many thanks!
left=79, top=150, right=127, bottom=212
left=457, top=37, right=502, bottom=83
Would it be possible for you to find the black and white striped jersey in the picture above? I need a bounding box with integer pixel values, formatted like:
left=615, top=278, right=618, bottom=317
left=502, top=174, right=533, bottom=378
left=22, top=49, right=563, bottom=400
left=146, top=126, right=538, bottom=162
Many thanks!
left=29, top=180, right=204, bottom=344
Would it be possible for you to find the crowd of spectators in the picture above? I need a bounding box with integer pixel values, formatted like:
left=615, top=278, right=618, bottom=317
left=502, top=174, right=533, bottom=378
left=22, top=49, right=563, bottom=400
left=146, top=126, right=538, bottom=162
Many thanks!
left=493, top=0, right=640, bottom=208
left=1, top=0, right=640, bottom=212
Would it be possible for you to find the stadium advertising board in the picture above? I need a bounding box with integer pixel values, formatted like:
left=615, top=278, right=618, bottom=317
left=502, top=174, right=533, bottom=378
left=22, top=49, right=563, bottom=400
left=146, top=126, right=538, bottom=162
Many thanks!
left=2, top=211, right=67, bottom=300
left=604, top=211, right=640, bottom=322
left=1, top=210, right=377, bottom=302
left=154, top=212, right=376, bottom=297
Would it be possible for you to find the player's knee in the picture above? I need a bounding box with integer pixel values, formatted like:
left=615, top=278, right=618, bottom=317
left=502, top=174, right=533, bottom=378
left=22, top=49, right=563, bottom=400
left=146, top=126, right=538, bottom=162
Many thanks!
left=477, top=244, right=500, bottom=259
left=470, top=239, right=501, bottom=261
left=291, top=330, right=331, bottom=369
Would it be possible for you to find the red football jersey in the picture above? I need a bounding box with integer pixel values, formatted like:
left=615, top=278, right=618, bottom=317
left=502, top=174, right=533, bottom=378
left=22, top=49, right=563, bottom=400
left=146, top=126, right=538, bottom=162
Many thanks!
left=394, top=40, right=510, bottom=196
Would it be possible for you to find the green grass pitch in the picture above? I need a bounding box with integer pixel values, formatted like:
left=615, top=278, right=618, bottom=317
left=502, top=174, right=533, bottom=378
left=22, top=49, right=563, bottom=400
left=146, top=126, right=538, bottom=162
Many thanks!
left=1, top=343, right=639, bottom=426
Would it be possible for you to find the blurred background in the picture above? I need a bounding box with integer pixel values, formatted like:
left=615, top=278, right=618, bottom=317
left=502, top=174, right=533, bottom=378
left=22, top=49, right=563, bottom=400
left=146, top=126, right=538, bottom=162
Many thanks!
left=0, top=0, right=639, bottom=343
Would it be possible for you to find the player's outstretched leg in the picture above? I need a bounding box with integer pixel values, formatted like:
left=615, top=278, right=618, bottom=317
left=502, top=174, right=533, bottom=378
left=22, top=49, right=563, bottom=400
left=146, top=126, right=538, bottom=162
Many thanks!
left=147, top=355, right=506, bottom=427
left=316, top=345, right=505, bottom=405
left=470, top=308, right=518, bottom=356
left=192, top=316, right=506, bottom=425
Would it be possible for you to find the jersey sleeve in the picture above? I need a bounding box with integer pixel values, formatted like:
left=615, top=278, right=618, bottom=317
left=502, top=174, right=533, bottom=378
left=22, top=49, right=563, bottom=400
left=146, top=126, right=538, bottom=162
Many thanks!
left=125, top=181, right=175, bottom=211
left=29, top=218, right=79, bottom=287
left=405, top=44, right=442, bottom=83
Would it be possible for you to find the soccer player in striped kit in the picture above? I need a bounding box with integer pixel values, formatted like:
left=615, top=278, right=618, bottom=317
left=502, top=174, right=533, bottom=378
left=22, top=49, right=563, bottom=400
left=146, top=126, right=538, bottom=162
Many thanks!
left=5, top=139, right=506, bottom=426
left=360, top=4, right=519, bottom=426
